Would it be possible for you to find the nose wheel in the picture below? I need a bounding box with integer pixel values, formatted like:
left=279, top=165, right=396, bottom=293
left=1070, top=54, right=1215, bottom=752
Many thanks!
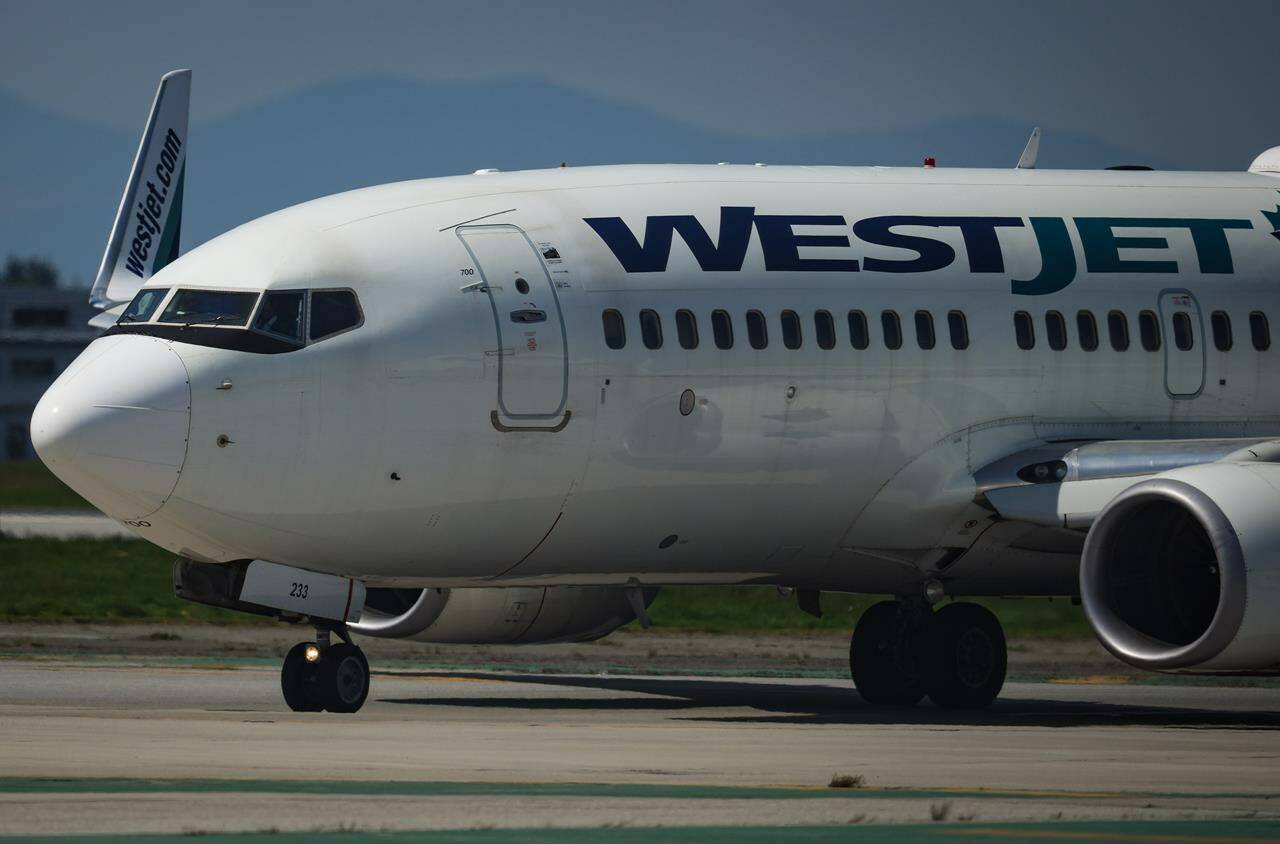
left=850, top=599, right=1006, bottom=709
left=281, top=626, right=370, bottom=713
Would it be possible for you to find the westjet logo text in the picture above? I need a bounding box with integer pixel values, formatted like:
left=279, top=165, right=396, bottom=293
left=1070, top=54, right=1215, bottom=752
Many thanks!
left=124, top=127, right=183, bottom=279
left=584, top=208, right=1255, bottom=295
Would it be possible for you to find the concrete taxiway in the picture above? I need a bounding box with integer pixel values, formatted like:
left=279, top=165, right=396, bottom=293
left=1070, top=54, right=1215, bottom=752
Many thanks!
left=0, top=509, right=133, bottom=540
left=0, top=658, right=1277, bottom=839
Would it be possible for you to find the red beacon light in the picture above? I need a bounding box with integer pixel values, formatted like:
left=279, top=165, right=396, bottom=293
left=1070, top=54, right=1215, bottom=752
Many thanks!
left=923, top=157, right=936, bottom=168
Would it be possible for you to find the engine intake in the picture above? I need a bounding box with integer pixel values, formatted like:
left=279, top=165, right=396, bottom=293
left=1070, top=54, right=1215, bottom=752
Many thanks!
left=1081, top=463, right=1280, bottom=673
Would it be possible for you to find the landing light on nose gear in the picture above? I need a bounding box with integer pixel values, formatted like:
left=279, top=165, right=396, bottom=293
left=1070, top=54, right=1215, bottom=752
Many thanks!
left=281, top=623, right=371, bottom=713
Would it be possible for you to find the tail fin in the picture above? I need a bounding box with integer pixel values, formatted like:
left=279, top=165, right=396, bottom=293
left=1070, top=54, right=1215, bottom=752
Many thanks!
left=89, top=69, right=190, bottom=308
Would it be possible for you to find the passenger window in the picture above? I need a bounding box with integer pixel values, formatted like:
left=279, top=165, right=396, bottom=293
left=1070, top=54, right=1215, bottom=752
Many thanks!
left=309, top=290, right=362, bottom=340
left=848, top=310, right=869, bottom=350
left=881, top=310, right=902, bottom=350
left=119, top=287, right=169, bottom=323
left=602, top=309, right=626, bottom=349
left=914, top=310, right=935, bottom=350
left=253, top=291, right=305, bottom=342
left=1172, top=312, right=1194, bottom=351
left=711, top=309, right=734, bottom=349
left=639, top=309, right=663, bottom=350
left=1076, top=311, right=1098, bottom=351
left=1014, top=311, right=1035, bottom=350
left=675, top=309, right=699, bottom=350
left=746, top=310, right=768, bottom=349
left=780, top=310, right=802, bottom=350
left=1211, top=311, right=1232, bottom=351
left=1045, top=311, right=1067, bottom=351
left=947, top=311, right=969, bottom=350
left=814, top=310, right=836, bottom=350
left=1108, top=311, right=1130, bottom=351
left=1250, top=311, right=1270, bottom=351
left=1138, top=310, right=1161, bottom=351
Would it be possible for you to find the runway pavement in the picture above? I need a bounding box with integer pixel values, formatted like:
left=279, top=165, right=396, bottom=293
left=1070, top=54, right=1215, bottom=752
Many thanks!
left=0, top=509, right=133, bottom=540
left=0, top=657, right=1277, bottom=839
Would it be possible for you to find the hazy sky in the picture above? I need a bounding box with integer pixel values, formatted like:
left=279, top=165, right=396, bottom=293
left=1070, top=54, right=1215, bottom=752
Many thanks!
left=3, top=0, right=1278, bottom=167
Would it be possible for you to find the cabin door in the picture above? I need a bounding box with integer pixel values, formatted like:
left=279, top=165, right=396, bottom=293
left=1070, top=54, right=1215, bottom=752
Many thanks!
left=457, top=225, right=568, bottom=421
left=1158, top=290, right=1205, bottom=398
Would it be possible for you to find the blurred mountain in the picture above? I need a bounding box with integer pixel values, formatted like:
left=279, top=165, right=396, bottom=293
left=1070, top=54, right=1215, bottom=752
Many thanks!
left=0, top=76, right=1165, bottom=286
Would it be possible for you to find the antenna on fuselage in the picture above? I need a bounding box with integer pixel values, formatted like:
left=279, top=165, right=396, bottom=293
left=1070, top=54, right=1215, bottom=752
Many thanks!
left=1016, top=126, right=1041, bottom=170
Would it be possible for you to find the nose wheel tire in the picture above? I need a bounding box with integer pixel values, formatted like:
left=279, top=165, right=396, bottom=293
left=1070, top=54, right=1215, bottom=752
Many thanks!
left=280, top=641, right=370, bottom=713
left=281, top=642, right=324, bottom=712
left=849, top=600, right=928, bottom=706
left=924, top=602, right=1007, bottom=709
left=320, top=643, right=371, bottom=713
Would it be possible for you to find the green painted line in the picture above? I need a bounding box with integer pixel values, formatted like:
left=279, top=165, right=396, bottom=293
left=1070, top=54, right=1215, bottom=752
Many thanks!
left=2, top=820, right=1280, bottom=843
left=0, top=778, right=1272, bottom=803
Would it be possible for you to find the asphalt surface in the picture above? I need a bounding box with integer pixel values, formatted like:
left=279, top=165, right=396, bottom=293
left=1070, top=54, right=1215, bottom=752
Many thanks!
left=0, top=658, right=1277, bottom=838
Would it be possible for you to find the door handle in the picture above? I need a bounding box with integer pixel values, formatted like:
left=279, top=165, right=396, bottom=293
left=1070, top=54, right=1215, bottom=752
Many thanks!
left=510, top=309, right=546, bottom=323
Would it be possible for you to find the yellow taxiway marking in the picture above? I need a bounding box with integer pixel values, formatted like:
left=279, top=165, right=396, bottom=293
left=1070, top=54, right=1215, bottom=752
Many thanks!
left=1049, top=675, right=1133, bottom=685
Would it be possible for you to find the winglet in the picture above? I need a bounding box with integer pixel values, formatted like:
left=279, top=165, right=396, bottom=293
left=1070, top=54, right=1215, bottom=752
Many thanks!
left=89, top=69, right=191, bottom=309
left=1016, top=126, right=1041, bottom=170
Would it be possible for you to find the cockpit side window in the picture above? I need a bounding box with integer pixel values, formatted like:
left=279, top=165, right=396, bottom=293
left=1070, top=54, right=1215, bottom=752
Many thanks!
left=159, top=289, right=259, bottom=326
left=253, top=291, right=306, bottom=343
left=308, top=289, right=362, bottom=341
left=119, top=287, right=170, bottom=323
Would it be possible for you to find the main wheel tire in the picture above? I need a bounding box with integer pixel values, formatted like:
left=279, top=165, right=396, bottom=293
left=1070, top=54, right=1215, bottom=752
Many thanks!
left=281, top=642, right=323, bottom=712
left=850, top=600, right=928, bottom=706
left=925, top=602, right=1007, bottom=709
left=319, top=643, right=370, bottom=713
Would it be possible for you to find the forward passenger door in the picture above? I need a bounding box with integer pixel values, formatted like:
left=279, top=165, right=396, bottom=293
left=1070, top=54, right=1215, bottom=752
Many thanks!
left=1159, top=290, right=1205, bottom=398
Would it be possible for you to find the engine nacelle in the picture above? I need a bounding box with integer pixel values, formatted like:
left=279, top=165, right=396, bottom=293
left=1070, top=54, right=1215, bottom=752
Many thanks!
left=349, top=585, right=655, bottom=645
left=1080, top=462, right=1280, bottom=673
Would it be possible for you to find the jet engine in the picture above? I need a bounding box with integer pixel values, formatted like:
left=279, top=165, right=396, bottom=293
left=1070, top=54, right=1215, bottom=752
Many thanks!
left=1080, top=462, right=1280, bottom=674
left=350, top=585, right=656, bottom=644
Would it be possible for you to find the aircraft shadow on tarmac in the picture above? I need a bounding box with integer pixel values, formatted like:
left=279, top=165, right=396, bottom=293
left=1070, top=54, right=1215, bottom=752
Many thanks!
left=376, top=671, right=1280, bottom=729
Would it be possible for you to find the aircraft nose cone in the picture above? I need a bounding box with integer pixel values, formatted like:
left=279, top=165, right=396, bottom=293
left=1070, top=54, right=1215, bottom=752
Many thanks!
left=31, top=335, right=191, bottom=520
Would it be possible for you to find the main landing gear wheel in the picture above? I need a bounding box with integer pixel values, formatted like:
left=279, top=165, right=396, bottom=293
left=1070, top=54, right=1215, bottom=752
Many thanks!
left=281, top=639, right=371, bottom=713
left=848, top=599, right=1009, bottom=709
left=849, top=600, right=927, bottom=706
left=924, top=602, right=1007, bottom=710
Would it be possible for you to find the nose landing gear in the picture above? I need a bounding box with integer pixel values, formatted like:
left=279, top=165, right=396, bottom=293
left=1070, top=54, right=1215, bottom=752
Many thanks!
left=281, top=624, right=370, bottom=713
left=850, top=598, right=1006, bottom=709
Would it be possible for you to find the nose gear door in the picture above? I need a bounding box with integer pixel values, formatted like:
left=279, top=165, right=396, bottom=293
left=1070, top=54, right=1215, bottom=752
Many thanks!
left=457, top=225, right=568, bottom=423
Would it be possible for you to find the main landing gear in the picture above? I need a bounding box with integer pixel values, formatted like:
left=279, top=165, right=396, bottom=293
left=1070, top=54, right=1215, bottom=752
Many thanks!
left=281, top=624, right=370, bottom=713
left=850, top=598, right=1007, bottom=709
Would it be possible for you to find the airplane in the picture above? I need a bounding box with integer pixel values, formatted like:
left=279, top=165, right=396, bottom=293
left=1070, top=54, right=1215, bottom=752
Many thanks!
left=29, top=70, right=1280, bottom=713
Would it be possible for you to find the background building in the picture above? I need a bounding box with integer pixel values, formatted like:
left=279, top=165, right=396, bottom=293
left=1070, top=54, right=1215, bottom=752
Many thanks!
left=0, top=265, right=100, bottom=460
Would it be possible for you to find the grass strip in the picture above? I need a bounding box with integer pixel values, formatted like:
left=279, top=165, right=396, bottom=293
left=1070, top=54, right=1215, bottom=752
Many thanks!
left=0, top=460, right=92, bottom=510
left=0, top=536, right=1092, bottom=636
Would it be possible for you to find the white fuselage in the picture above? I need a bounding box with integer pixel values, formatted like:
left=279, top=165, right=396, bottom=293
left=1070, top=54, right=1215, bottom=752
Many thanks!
left=33, top=164, right=1280, bottom=596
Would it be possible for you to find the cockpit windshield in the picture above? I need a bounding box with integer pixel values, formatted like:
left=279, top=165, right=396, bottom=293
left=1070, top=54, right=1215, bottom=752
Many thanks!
left=253, top=291, right=305, bottom=342
left=106, top=286, right=362, bottom=354
left=158, top=289, right=259, bottom=327
left=118, top=287, right=170, bottom=323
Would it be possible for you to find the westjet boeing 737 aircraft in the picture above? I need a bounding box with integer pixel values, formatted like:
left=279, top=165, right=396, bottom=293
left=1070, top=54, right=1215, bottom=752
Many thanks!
left=30, top=71, right=1280, bottom=712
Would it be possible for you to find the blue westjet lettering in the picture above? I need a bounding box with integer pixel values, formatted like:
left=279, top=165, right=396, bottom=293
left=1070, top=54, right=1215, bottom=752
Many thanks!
left=583, top=208, right=1255, bottom=295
